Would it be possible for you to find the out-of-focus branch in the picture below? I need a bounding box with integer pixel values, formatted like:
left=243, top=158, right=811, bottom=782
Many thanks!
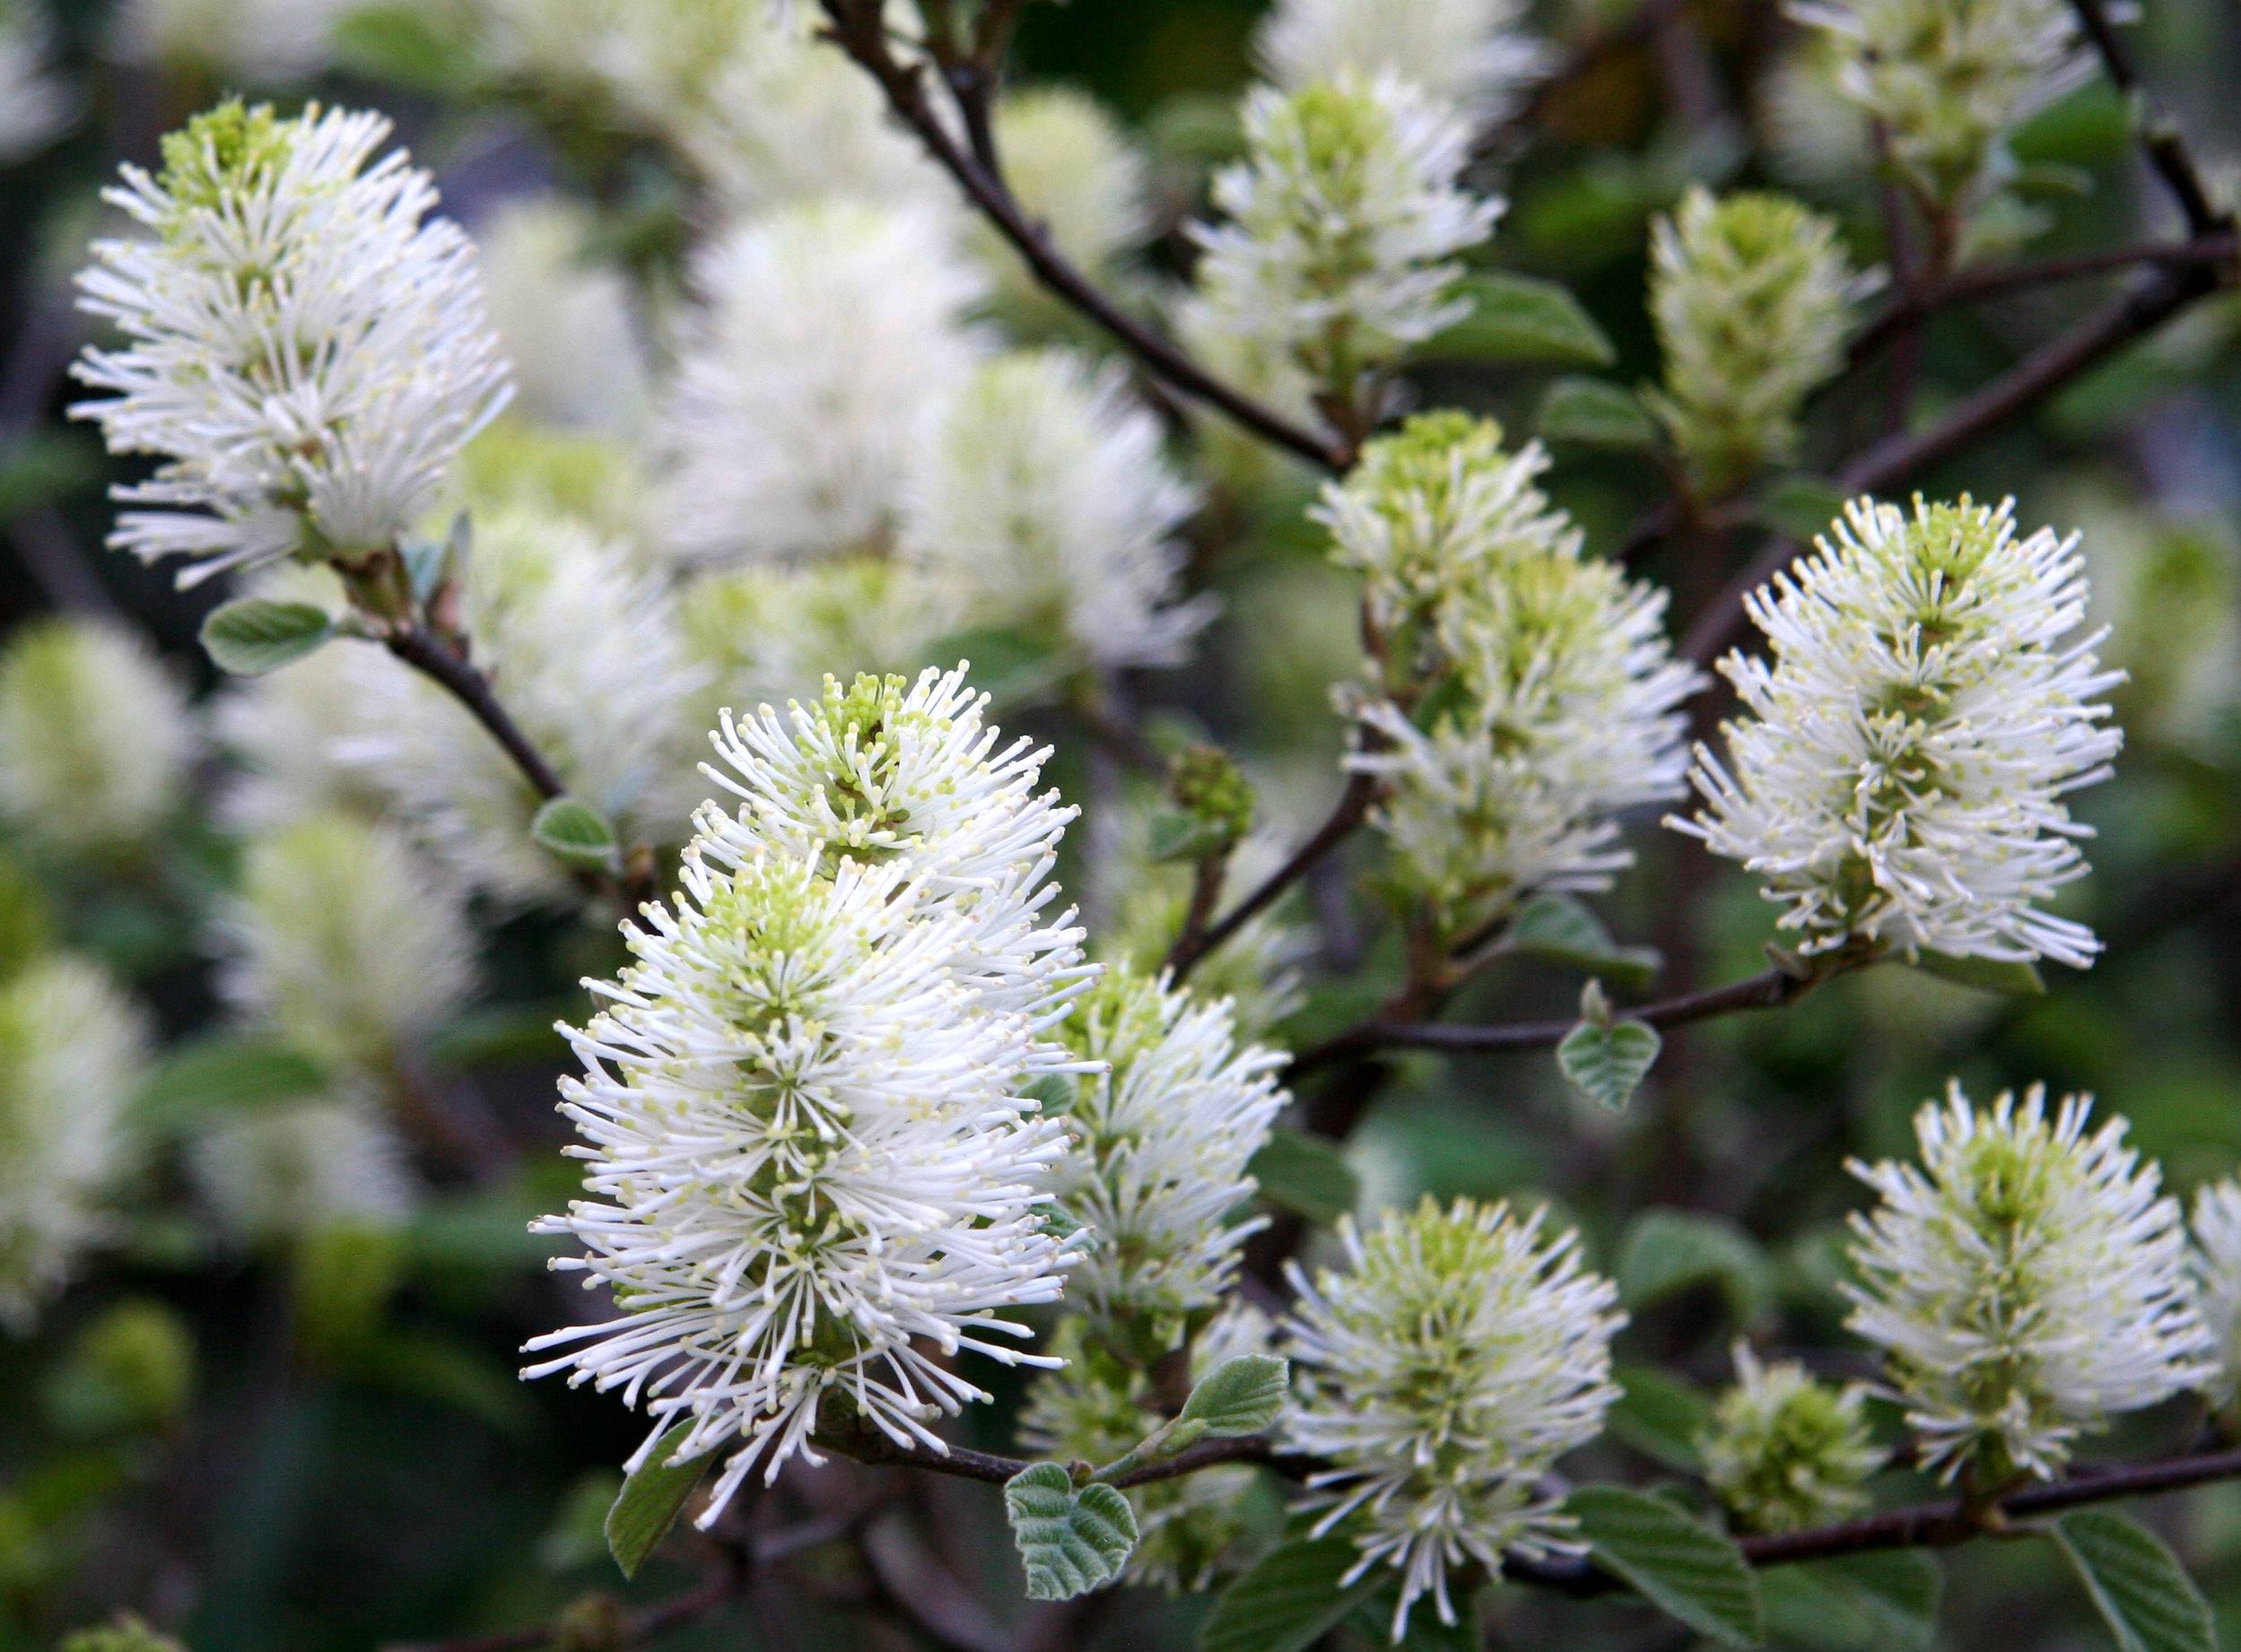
left=2066, top=0, right=2231, bottom=236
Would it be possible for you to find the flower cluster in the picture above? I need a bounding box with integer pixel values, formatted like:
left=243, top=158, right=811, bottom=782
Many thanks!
left=1647, top=187, right=1859, bottom=496
left=1254, top=0, right=1548, bottom=122
left=527, top=667, right=1094, bottom=1519
left=1192, top=72, right=1500, bottom=401
left=1042, top=966, right=1288, bottom=1343
left=1325, top=415, right=1698, bottom=935
left=1846, top=1083, right=2208, bottom=1484
left=1677, top=495, right=2123, bottom=968
left=1286, top=1197, right=1624, bottom=1638
left=73, top=101, right=510, bottom=585
left=1700, top=1342, right=1883, bottom=1533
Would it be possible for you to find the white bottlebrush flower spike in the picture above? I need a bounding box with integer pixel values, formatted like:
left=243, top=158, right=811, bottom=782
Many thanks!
left=1043, top=966, right=1287, bottom=1337
left=1700, top=1340, right=1884, bottom=1533
left=109, top=0, right=353, bottom=84
left=1846, top=1083, right=2208, bottom=1484
left=1192, top=71, right=1500, bottom=396
left=1286, top=1197, right=1624, bottom=1639
left=1327, top=415, right=1698, bottom=931
left=73, top=101, right=511, bottom=586
left=527, top=668, right=1094, bottom=1517
left=2190, top=1180, right=2241, bottom=1412
left=189, top=1093, right=416, bottom=1248
left=978, top=88, right=1150, bottom=299
left=481, top=0, right=757, bottom=135
left=682, top=556, right=958, bottom=718
left=1255, top=0, right=1548, bottom=123
left=0, top=618, right=195, bottom=859
left=0, top=957, right=151, bottom=1331
left=0, top=0, right=74, bottom=161
left=1792, top=0, right=2091, bottom=211
left=900, top=350, right=1211, bottom=672
left=1675, top=495, right=2123, bottom=968
left=1647, top=187, right=1859, bottom=495
left=658, top=198, right=984, bottom=566
left=219, top=813, right=475, bottom=1074
left=472, top=196, right=650, bottom=434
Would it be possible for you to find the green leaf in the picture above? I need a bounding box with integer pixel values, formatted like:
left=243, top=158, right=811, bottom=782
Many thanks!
left=1003, top=1462, right=1138, bottom=1601
left=199, top=599, right=336, bottom=676
left=1537, top=377, right=1661, bottom=449
left=531, top=797, right=619, bottom=873
left=1349, top=1590, right=1480, bottom=1650
left=1424, top=274, right=1617, bottom=367
left=347, top=1331, right=536, bottom=1439
left=1568, top=1484, right=1764, bottom=1648
left=1557, top=1010, right=1661, bottom=1111
left=924, top=625, right=1070, bottom=705
left=423, top=1000, right=571, bottom=1069
left=1608, top=1362, right=1713, bottom=1472
left=292, top=1222, right=405, bottom=1363
left=0, top=432, right=96, bottom=522
left=1761, top=1551, right=1941, bottom=1651
left=1506, top=893, right=1660, bottom=990
left=1178, top=1355, right=1289, bottom=1438
left=1908, top=951, right=2046, bottom=997
left=1249, top=1127, right=1358, bottom=1226
left=1148, top=810, right=1234, bottom=865
left=133, top=1033, right=330, bottom=1136
left=1616, top=1207, right=1774, bottom=1324
left=1755, top=474, right=1849, bottom=543
left=605, top=1425, right=712, bottom=1581
left=2053, top=1509, right=2216, bottom=1652
left=1199, top=1535, right=1387, bottom=1652
left=331, top=3, right=486, bottom=95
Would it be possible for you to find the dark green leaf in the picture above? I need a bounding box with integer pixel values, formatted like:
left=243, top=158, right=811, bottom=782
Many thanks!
left=1568, top=1484, right=1764, bottom=1647
left=2053, top=1509, right=2215, bottom=1652
left=134, top=1033, right=330, bottom=1136
left=199, top=600, right=336, bottom=676
left=1506, top=893, right=1660, bottom=990
left=0, top=432, right=96, bottom=521
left=531, top=798, right=619, bottom=873
left=605, top=1424, right=712, bottom=1580
left=1149, top=810, right=1234, bottom=865
left=1004, top=1462, right=1138, bottom=1601
left=1909, top=951, right=2046, bottom=997
left=1608, top=1362, right=1713, bottom=1472
left=1424, top=274, right=1617, bottom=367
left=1199, top=1535, right=1386, bottom=1652
left=423, top=1000, right=571, bottom=1069
left=1755, top=474, right=1849, bottom=543
left=1537, top=377, right=1661, bottom=449
left=1760, top=1551, right=1942, bottom=1651
left=924, top=626, right=1070, bottom=706
left=1249, top=1127, right=1358, bottom=1226
left=331, top=3, right=486, bottom=94
left=1617, top=1208, right=1774, bottom=1324
left=1178, top=1355, right=1289, bottom=1438
left=1557, top=1014, right=1661, bottom=1111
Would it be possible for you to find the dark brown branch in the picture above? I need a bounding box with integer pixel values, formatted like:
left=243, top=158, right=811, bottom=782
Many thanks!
left=816, top=1, right=1352, bottom=474
left=1167, top=772, right=1380, bottom=982
left=2066, top=0, right=2230, bottom=236
left=383, top=624, right=570, bottom=803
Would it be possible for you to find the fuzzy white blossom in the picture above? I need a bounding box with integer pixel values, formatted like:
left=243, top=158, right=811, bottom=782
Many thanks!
left=73, top=101, right=511, bottom=586
left=189, top=1093, right=416, bottom=1248
left=473, top=196, right=650, bottom=433
left=1172, top=287, right=1321, bottom=491
left=1255, top=0, right=1547, bottom=123
left=110, top=0, right=353, bottom=83
left=900, top=350, right=1211, bottom=672
left=1846, top=1083, right=2208, bottom=1484
left=219, top=813, right=475, bottom=1074
left=0, top=957, right=150, bottom=1330
left=658, top=198, right=984, bottom=566
left=527, top=667, right=1094, bottom=1516
left=1675, top=495, right=2123, bottom=969
left=1286, top=1197, right=1624, bottom=1639
left=2190, top=1180, right=2241, bottom=1412
left=1648, top=187, right=1860, bottom=495
left=1193, top=71, right=1501, bottom=396
left=1700, top=1341, right=1883, bottom=1533
left=0, top=0, right=74, bottom=161
left=1793, top=0, right=2091, bottom=212
left=977, top=89, right=1150, bottom=301
left=0, top=618, right=195, bottom=859
left=682, top=557, right=958, bottom=717
left=1756, top=35, right=1873, bottom=189
left=1328, top=415, right=1697, bottom=932
left=479, top=0, right=757, bottom=133
left=1043, top=967, right=1286, bottom=1339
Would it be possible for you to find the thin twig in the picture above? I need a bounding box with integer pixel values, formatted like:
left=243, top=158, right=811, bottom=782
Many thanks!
left=1167, top=772, right=1380, bottom=982
left=381, top=625, right=570, bottom=803
left=2066, top=0, right=2230, bottom=236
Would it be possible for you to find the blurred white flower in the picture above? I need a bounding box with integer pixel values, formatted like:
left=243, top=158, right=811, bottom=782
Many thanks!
left=658, top=197, right=984, bottom=566
left=2190, top=1179, right=2241, bottom=1411
left=1647, top=187, right=1860, bottom=496
left=110, top=0, right=353, bottom=84
left=1255, top=0, right=1548, bottom=123
left=479, top=0, right=758, bottom=132
left=1756, top=34, right=1874, bottom=189
left=977, top=88, right=1150, bottom=300
left=681, top=556, right=959, bottom=718
left=472, top=196, right=650, bottom=433
left=1675, top=495, right=2123, bottom=969
left=73, top=101, right=510, bottom=585
left=1700, top=1341, right=1883, bottom=1533
left=219, top=812, right=475, bottom=1073
left=0, top=618, right=195, bottom=858
left=1044, top=967, right=1287, bottom=1335
left=900, top=349, right=1210, bottom=671
left=0, top=0, right=74, bottom=161
left=1846, top=1083, right=2208, bottom=1483
left=1192, top=71, right=1500, bottom=396
left=190, top=1094, right=416, bottom=1248
left=0, top=957, right=151, bottom=1331
left=1286, top=1197, right=1623, bottom=1639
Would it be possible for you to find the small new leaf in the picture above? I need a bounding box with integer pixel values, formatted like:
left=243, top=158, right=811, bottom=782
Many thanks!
left=2053, top=1509, right=2215, bottom=1652
left=1178, top=1354, right=1289, bottom=1438
left=1507, top=893, right=1661, bottom=990
left=200, top=599, right=335, bottom=676
left=1557, top=988, right=1661, bottom=1111
left=604, top=1424, right=711, bottom=1580
left=532, top=798, right=619, bottom=874
left=1568, top=1484, right=1764, bottom=1648
left=1004, top=1462, right=1138, bottom=1602
left=1538, top=377, right=1662, bottom=449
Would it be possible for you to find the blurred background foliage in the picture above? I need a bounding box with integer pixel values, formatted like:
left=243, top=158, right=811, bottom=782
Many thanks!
left=2, top=0, right=2241, bottom=1649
